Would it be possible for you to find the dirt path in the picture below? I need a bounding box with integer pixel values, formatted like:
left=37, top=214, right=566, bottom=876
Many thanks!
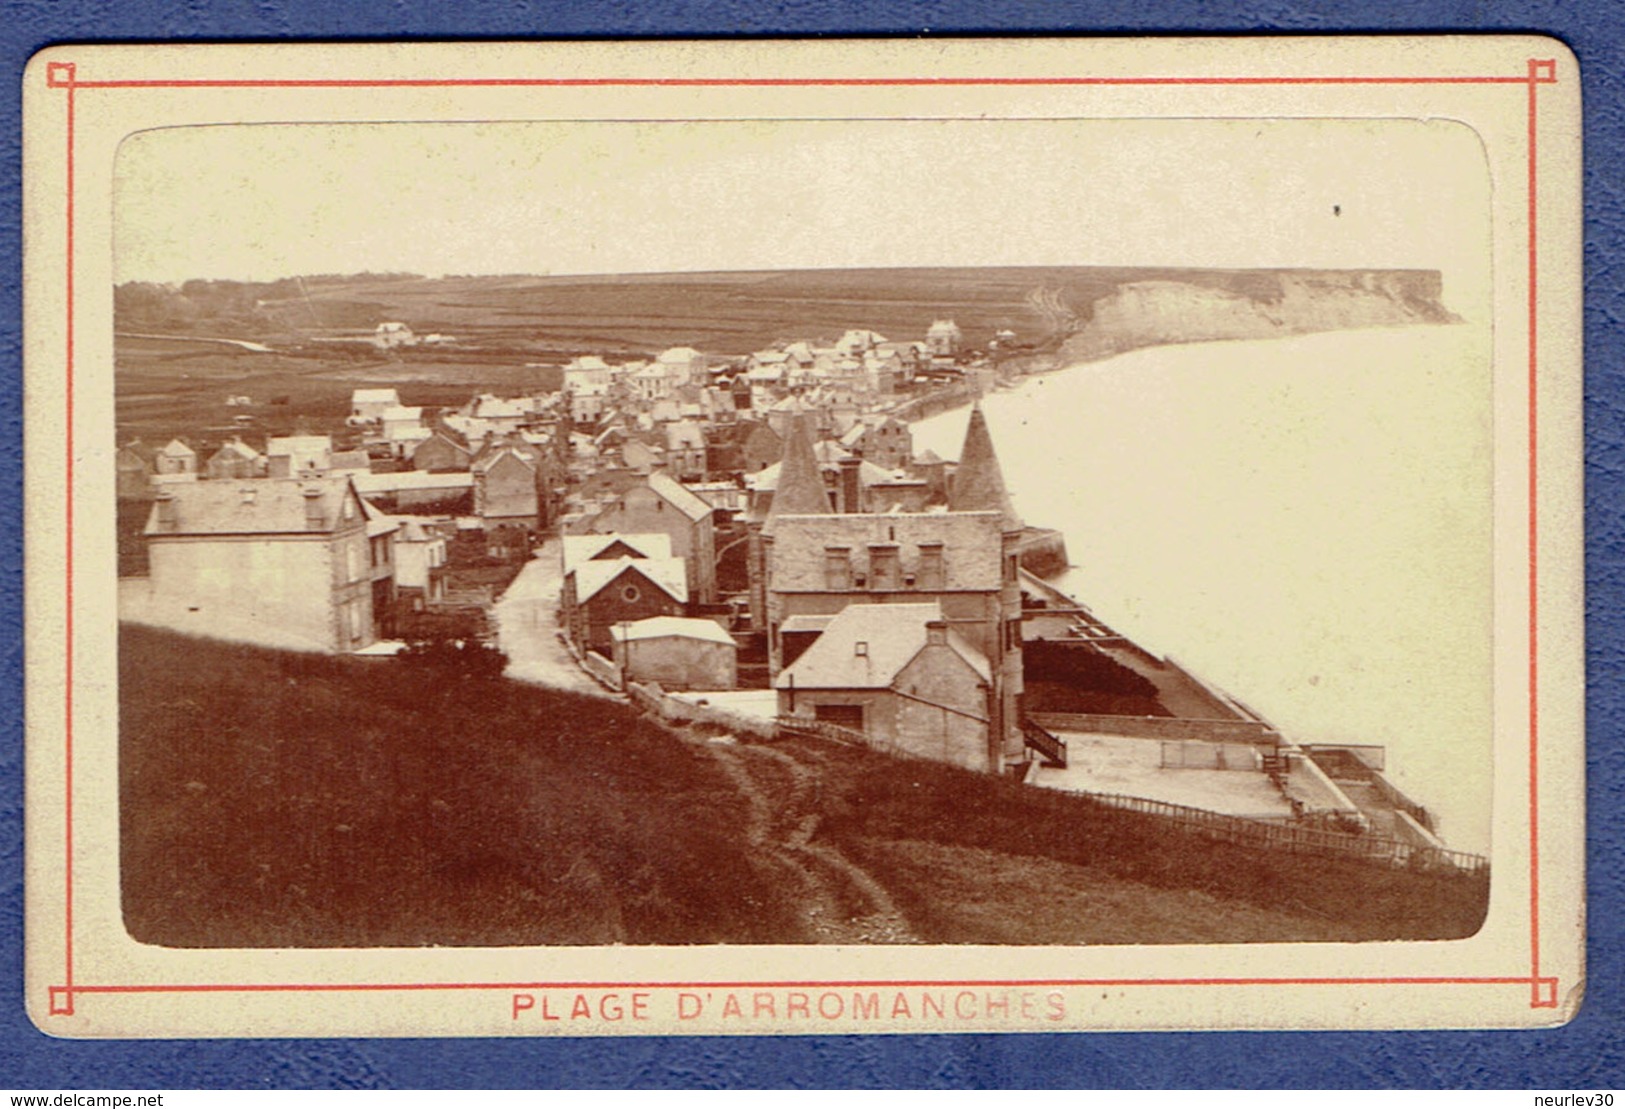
left=492, top=540, right=612, bottom=698
left=697, top=736, right=915, bottom=944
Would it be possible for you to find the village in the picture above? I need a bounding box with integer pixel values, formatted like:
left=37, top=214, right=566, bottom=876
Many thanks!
left=114, top=314, right=1485, bottom=876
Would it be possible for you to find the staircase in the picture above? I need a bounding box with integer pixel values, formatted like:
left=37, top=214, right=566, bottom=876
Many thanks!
left=1021, top=718, right=1068, bottom=768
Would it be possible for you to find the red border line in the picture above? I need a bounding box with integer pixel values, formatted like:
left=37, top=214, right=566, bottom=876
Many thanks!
left=45, top=57, right=1560, bottom=1017
left=66, top=75, right=1542, bottom=89
left=48, top=58, right=78, bottom=1020
left=67, top=976, right=1545, bottom=995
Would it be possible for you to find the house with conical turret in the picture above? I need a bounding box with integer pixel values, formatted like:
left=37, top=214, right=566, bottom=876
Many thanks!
left=749, top=406, right=1026, bottom=772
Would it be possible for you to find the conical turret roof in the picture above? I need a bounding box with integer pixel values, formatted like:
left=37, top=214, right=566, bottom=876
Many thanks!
left=764, top=414, right=830, bottom=529
left=949, top=404, right=1022, bottom=532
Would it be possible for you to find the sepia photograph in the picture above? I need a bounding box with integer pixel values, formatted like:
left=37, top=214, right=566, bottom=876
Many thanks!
left=110, top=117, right=1493, bottom=949
left=22, top=37, right=1584, bottom=1038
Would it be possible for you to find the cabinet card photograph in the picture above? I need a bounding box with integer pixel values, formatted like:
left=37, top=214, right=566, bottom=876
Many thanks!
left=22, top=36, right=1584, bottom=1037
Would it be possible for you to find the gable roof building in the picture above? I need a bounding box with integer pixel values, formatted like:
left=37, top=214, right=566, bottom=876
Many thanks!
left=562, top=532, right=674, bottom=572
left=776, top=602, right=995, bottom=770
left=749, top=406, right=1028, bottom=771
left=136, top=475, right=385, bottom=653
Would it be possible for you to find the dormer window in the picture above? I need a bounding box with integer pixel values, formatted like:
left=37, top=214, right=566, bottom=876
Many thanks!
left=824, top=547, right=852, bottom=590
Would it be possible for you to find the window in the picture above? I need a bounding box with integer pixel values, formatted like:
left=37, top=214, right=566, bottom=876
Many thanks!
left=621, top=583, right=642, bottom=603
left=824, top=547, right=852, bottom=590
left=814, top=704, right=865, bottom=731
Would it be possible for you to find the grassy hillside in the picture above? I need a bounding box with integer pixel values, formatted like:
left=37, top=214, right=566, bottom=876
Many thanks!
left=119, top=624, right=1488, bottom=947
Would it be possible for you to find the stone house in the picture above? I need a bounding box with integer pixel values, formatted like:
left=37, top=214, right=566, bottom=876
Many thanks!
left=664, top=420, right=707, bottom=481
left=348, top=388, right=401, bottom=425
left=655, top=346, right=707, bottom=386
left=562, top=556, right=689, bottom=653
left=116, top=440, right=157, bottom=500
left=840, top=415, right=913, bottom=470
left=411, top=425, right=474, bottom=472
left=611, top=616, right=737, bottom=691
left=204, top=438, right=266, bottom=480
left=266, top=435, right=332, bottom=477
left=749, top=408, right=1026, bottom=770
left=737, top=420, right=782, bottom=475
left=926, top=319, right=964, bottom=357
left=776, top=602, right=994, bottom=771
left=388, top=518, right=448, bottom=607
left=374, top=321, right=416, bottom=349
left=154, top=438, right=197, bottom=476
left=586, top=472, right=718, bottom=604
left=140, top=475, right=384, bottom=652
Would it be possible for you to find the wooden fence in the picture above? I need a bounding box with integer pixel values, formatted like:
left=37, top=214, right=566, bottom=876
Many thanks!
left=1079, top=790, right=1488, bottom=874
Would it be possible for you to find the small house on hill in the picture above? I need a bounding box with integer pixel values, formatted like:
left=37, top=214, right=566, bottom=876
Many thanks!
left=776, top=602, right=994, bottom=771
left=926, top=319, right=964, bottom=357
left=611, top=616, right=737, bottom=691
left=154, top=438, right=197, bottom=476
left=412, top=424, right=474, bottom=473
left=267, top=435, right=333, bottom=477
left=374, top=321, right=416, bottom=349
left=204, top=438, right=266, bottom=480
left=116, top=440, right=158, bottom=500
left=348, top=388, right=401, bottom=425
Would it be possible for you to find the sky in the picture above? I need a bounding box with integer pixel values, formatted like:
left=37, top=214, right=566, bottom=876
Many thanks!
left=113, top=117, right=1490, bottom=310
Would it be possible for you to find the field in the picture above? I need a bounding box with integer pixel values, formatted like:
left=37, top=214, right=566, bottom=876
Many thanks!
left=120, top=625, right=1489, bottom=948
left=114, top=264, right=1445, bottom=447
left=130, top=266, right=1311, bottom=352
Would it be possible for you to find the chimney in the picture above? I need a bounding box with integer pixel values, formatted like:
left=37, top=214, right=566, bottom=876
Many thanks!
left=154, top=490, right=176, bottom=530
left=838, top=456, right=862, bottom=514
left=924, top=619, right=949, bottom=647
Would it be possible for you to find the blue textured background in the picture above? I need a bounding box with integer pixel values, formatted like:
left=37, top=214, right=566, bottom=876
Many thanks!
left=2, top=1, right=1619, bottom=1089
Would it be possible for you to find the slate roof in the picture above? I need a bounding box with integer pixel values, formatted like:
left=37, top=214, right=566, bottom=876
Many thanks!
left=360, top=496, right=401, bottom=538
left=330, top=450, right=370, bottom=471
left=144, top=476, right=362, bottom=537
left=948, top=405, right=1023, bottom=532
left=610, top=616, right=735, bottom=646
left=665, top=421, right=706, bottom=451
left=208, top=439, right=260, bottom=462
left=774, top=602, right=989, bottom=690
left=763, top=416, right=829, bottom=525
left=646, top=472, right=713, bottom=521
left=572, top=556, right=689, bottom=604
left=766, top=512, right=1005, bottom=592
left=562, top=532, right=673, bottom=571
left=350, top=470, right=473, bottom=495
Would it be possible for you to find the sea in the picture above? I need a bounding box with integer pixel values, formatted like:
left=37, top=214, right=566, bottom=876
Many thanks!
left=911, top=325, right=1493, bottom=855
